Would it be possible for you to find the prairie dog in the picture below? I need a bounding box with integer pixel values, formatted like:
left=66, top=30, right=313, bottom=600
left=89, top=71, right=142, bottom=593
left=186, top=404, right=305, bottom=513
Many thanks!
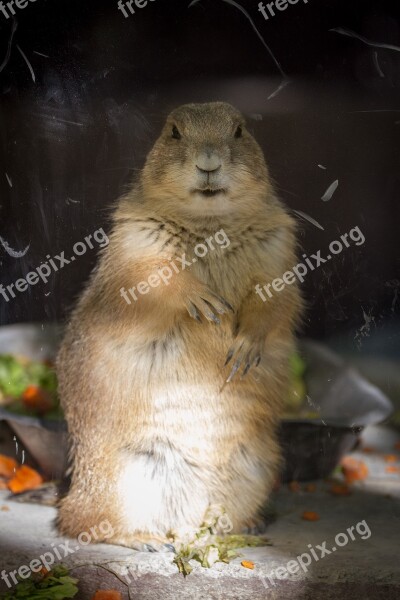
left=57, top=102, right=302, bottom=550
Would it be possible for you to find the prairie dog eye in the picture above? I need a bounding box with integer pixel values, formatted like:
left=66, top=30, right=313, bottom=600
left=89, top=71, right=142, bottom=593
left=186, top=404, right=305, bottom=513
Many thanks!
left=172, top=125, right=181, bottom=140
left=235, top=125, right=243, bottom=139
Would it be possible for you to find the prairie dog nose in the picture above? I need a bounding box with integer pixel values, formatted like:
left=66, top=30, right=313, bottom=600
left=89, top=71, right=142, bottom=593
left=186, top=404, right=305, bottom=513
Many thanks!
left=196, top=151, right=222, bottom=174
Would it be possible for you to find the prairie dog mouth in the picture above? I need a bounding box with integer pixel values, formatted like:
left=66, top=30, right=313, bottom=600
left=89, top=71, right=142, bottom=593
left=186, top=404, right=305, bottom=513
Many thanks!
left=192, top=188, right=226, bottom=198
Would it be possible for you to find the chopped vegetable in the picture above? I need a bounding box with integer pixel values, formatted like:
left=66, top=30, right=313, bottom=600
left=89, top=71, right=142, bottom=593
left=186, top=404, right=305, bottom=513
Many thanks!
left=301, top=511, right=320, bottom=521
left=285, top=353, right=307, bottom=415
left=305, top=483, right=316, bottom=493
left=329, top=483, right=351, bottom=496
left=241, top=560, right=255, bottom=569
left=394, top=442, right=400, bottom=451
left=8, top=464, right=43, bottom=494
left=288, top=481, right=300, bottom=492
left=171, top=511, right=271, bottom=577
left=91, top=592, right=122, bottom=600
left=22, top=385, right=53, bottom=414
left=361, top=447, right=375, bottom=454
left=385, top=466, right=400, bottom=474
left=0, top=565, right=78, bottom=599
left=0, top=454, right=17, bottom=478
left=341, top=457, right=369, bottom=484
left=384, top=454, right=397, bottom=463
left=0, top=354, right=60, bottom=418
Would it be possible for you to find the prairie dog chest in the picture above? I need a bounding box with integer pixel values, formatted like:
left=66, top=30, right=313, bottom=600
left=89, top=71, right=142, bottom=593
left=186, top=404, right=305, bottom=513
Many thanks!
left=129, top=217, right=273, bottom=304
left=140, top=219, right=268, bottom=300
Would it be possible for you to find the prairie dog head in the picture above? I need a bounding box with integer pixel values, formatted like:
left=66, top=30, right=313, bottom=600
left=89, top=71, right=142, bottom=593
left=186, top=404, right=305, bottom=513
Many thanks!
left=140, top=102, right=272, bottom=219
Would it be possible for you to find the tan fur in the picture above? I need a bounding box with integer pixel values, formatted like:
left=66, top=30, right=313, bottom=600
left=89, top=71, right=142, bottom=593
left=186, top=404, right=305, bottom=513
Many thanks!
left=57, top=102, right=303, bottom=549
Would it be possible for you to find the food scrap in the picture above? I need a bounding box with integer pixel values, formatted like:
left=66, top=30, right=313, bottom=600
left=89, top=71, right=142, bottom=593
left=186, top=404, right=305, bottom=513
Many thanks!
left=385, top=466, right=400, bottom=474
left=285, top=353, right=307, bottom=415
left=329, top=483, right=351, bottom=496
left=91, top=592, right=122, bottom=600
left=0, top=454, right=17, bottom=478
left=0, top=354, right=60, bottom=418
left=288, top=481, right=301, bottom=492
left=22, top=384, right=53, bottom=414
left=8, top=464, right=44, bottom=494
left=301, top=511, right=320, bottom=521
left=341, top=457, right=369, bottom=484
left=241, top=560, right=255, bottom=569
left=172, top=510, right=271, bottom=577
left=0, top=458, right=44, bottom=495
left=384, top=455, right=398, bottom=463
left=305, top=483, right=317, bottom=493
left=0, top=564, right=78, bottom=599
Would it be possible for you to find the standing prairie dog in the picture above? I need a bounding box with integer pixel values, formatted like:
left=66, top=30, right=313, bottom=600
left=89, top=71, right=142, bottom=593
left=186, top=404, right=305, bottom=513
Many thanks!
left=57, top=102, right=302, bottom=550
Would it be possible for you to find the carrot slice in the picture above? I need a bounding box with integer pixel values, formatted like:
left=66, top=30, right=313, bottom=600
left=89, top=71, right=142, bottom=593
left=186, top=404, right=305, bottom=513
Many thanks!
left=384, top=454, right=397, bottom=463
left=330, top=483, right=351, bottom=496
left=0, top=454, right=17, bottom=479
left=341, top=457, right=369, bottom=483
left=8, top=465, right=43, bottom=494
left=288, top=481, right=301, bottom=492
left=22, top=385, right=53, bottom=414
left=305, top=483, right=316, bottom=493
left=394, top=442, right=400, bottom=451
left=91, top=592, right=122, bottom=600
left=385, top=466, right=400, bottom=474
left=302, top=511, right=320, bottom=521
left=241, top=560, right=255, bottom=569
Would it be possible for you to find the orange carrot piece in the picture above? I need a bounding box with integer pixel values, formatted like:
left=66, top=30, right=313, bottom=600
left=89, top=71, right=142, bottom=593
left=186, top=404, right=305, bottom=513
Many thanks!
left=394, top=442, right=400, bottom=451
left=288, top=481, right=301, bottom=492
left=92, top=592, right=122, bottom=600
left=329, top=483, right=351, bottom=496
left=341, top=457, right=369, bottom=483
left=384, top=454, right=398, bottom=463
left=22, top=385, right=53, bottom=414
left=0, top=454, right=17, bottom=479
left=302, top=511, right=320, bottom=521
left=385, top=466, right=400, bottom=474
left=8, top=465, right=43, bottom=494
left=241, top=560, right=255, bottom=569
left=362, top=447, right=375, bottom=454
left=305, top=483, right=317, bottom=493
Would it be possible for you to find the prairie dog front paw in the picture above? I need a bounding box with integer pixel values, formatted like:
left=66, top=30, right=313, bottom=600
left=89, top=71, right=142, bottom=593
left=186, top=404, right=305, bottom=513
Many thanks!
left=185, top=286, right=233, bottom=324
left=224, top=331, right=265, bottom=383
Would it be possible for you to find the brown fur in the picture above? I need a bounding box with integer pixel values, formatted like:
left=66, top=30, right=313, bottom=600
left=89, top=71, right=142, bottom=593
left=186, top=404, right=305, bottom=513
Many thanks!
left=57, top=102, right=302, bottom=549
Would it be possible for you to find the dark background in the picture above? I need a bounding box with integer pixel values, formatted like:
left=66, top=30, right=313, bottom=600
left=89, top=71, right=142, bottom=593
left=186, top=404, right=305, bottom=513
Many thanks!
left=0, top=0, right=399, bottom=354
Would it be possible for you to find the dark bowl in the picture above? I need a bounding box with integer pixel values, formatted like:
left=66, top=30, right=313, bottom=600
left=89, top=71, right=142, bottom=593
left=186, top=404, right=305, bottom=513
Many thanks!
left=280, top=341, right=393, bottom=481
left=0, top=324, right=393, bottom=481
